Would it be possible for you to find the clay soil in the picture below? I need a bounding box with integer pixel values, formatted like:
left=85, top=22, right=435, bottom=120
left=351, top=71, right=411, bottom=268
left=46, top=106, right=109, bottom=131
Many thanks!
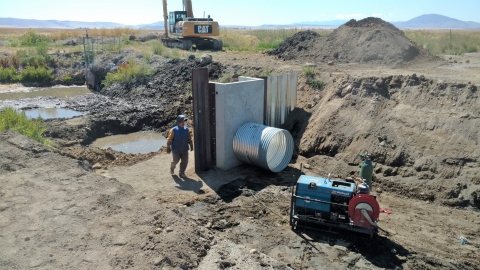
left=1, top=20, right=480, bottom=269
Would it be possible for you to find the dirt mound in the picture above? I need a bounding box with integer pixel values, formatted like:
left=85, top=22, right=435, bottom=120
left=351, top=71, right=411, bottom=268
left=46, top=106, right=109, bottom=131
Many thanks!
left=283, top=73, right=480, bottom=209
left=270, top=17, right=433, bottom=66
left=63, top=145, right=159, bottom=169
left=267, top=30, right=321, bottom=61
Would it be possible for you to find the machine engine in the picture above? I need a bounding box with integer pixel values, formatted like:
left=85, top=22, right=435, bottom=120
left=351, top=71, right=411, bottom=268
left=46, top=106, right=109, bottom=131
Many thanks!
left=291, top=175, right=380, bottom=237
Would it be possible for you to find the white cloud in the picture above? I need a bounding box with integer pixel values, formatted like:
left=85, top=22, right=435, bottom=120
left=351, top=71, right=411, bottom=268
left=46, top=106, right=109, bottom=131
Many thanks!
left=372, top=13, right=382, bottom=17
left=334, top=14, right=366, bottom=20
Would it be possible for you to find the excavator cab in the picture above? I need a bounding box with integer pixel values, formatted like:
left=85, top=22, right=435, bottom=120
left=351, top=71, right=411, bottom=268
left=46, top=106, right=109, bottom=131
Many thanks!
left=168, top=11, right=187, bottom=34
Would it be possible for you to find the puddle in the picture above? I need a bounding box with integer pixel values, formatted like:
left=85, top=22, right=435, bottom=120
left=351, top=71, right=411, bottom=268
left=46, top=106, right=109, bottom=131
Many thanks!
left=23, top=108, right=85, bottom=119
left=91, top=131, right=167, bottom=154
left=0, top=86, right=91, bottom=101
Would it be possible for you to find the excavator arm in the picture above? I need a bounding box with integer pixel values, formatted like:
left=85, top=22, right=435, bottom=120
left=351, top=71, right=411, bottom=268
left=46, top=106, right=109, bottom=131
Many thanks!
left=184, top=0, right=194, bottom=18
left=162, top=0, right=169, bottom=37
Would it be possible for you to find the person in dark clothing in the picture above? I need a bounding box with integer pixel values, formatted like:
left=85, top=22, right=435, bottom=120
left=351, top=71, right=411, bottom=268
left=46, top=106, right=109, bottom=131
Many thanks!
left=166, top=115, right=193, bottom=178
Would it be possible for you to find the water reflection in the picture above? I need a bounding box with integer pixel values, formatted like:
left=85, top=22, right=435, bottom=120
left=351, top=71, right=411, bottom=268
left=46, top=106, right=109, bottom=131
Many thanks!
left=24, top=108, right=85, bottom=119
left=0, top=86, right=91, bottom=101
left=91, top=131, right=167, bottom=154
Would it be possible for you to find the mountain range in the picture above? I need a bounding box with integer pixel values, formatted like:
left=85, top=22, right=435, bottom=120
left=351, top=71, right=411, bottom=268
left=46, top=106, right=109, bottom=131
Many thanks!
left=0, top=14, right=479, bottom=30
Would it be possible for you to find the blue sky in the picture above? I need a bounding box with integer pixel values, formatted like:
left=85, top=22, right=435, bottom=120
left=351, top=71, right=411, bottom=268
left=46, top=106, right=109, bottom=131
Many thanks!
left=1, top=0, right=479, bottom=26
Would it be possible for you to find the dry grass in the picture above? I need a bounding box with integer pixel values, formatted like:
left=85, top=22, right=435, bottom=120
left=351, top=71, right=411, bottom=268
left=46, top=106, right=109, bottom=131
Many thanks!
left=0, top=27, right=149, bottom=39
left=405, top=30, right=480, bottom=55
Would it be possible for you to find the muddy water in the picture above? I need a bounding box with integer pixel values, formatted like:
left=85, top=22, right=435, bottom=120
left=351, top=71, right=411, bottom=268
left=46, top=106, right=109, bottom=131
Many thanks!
left=91, top=131, right=167, bottom=154
left=0, top=86, right=91, bottom=101
left=23, top=108, right=85, bottom=119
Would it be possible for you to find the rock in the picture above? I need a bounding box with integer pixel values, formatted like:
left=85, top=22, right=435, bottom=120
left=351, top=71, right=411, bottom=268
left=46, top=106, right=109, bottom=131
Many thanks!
left=305, top=62, right=317, bottom=67
left=188, top=54, right=196, bottom=60
left=454, top=60, right=457, bottom=63
left=205, top=222, right=212, bottom=228
left=92, top=163, right=102, bottom=170
left=250, top=249, right=258, bottom=254
left=327, top=61, right=334, bottom=65
left=307, top=103, right=313, bottom=109
left=379, top=141, right=386, bottom=147
left=200, top=54, right=213, bottom=66
left=166, top=227, right=173, bottom=232
left=376, top=188, right=383, bottom=193
left=303, top=164, right=311, bottom=169
left=466, top=60, right=470, bottom=63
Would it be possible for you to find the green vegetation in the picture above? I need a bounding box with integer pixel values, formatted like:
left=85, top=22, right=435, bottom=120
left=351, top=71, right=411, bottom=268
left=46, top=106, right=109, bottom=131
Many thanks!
left=306, top=78, right=325, bottom=89
left=151, top=40, right=166, bottom=55
left=405, top=30, right=480, bottom=55
left=20, top=67, right=53, bottom=82
left=62, top=75, right=72, bottom=84
left=0, top=66, right=53, bottom=83
left=302, top=66, right=315, bottom=77
left=0, top=107, right=52, bottom=146
left=0, top=67, right=19, bottom=83
left=302, top=65, right=324, bottom=89
left=103, top=58, right=154, bottom=86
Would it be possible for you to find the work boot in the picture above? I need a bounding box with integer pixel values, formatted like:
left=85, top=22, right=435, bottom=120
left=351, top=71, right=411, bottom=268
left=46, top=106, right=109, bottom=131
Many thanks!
left=179, top=172, right=186, bottom=178
left=170, top=168, right=174, bottom=175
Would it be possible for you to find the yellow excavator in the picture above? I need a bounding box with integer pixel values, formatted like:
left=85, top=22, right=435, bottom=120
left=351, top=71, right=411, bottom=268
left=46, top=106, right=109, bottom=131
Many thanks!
left=161, top=0, right=223, bottom=50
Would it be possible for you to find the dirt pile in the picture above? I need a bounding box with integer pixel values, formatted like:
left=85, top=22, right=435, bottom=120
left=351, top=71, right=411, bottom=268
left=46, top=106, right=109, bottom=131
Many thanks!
left=269, top=17, right=434, bottom=66
left=283, top=73, right=480, bottom=209
left=63, top=145, right=159, bottom=169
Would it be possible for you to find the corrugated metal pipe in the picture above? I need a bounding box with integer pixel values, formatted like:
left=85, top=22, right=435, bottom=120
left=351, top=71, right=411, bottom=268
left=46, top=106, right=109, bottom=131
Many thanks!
left=233, top=122, right=294, bottom=172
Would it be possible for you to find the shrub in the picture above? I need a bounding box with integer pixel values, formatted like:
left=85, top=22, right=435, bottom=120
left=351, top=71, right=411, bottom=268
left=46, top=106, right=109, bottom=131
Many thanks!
left=10, top=56, right=20, bottom=69
left=62, top=75, right=72, bottom=84
left=20, top=66, right=54, bottom=82
left=170, top=48, right=181, bottom=59
left=36, top=42, right=49, bottom=56
left=0, top=57, right=9, bottom=68
left=142, top=51, right=152, bottom=62
left=0, top=67, right=20, bottom=83
left=20, top=55, right=47, bottom=68
left=302, top=66, right=315, bottom=78
left=20, top=29, right=50, bottom=46
left=0, top=107, right=51, bottom=146
left=102, top=59, right=154, bottom=87
left=307, top=78, right=324, bottom=89
left=151, top=40, right=166, bottom=55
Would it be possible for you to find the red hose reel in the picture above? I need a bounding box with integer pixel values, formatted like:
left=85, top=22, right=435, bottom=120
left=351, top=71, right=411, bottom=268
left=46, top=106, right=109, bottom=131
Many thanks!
left=348, top=194, right=380, bottom=228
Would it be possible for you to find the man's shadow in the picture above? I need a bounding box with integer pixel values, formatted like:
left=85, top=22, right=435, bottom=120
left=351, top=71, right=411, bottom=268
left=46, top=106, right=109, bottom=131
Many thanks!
left=172, top=175, right=204, bottom=194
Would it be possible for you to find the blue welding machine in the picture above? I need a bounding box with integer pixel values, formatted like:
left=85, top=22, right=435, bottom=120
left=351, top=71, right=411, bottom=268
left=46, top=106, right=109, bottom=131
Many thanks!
left=294, top=175, right=355, bottom=223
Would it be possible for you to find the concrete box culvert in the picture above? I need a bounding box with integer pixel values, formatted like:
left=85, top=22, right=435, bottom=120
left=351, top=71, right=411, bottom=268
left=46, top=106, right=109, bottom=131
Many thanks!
left=233, top=122, right=294, bottom=172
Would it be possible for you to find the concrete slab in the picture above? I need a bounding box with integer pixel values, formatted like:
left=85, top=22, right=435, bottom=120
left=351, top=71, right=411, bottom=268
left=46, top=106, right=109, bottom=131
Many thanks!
left=214, top=77, right=264, bottom=170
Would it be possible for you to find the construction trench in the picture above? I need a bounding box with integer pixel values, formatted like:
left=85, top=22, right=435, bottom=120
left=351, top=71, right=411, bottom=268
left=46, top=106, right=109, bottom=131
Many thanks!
left=1, top=18, right=480, bottom=269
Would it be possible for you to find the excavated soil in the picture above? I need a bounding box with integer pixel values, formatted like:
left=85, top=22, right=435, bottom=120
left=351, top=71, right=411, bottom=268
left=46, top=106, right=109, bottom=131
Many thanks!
left=282, top=73, right=480, bottom=210
left=2, top=31, right=480, bottom=269
left=269, top=18, right=437, bottom=66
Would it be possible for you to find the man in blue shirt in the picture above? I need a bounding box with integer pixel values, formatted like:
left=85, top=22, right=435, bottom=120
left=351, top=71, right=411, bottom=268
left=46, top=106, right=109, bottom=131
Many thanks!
left=166, top=115, right=193, bottom=178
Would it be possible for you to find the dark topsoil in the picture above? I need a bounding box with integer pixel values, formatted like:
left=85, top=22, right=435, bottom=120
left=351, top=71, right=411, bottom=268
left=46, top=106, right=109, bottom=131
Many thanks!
left=269, top=17, right=437, bottom=66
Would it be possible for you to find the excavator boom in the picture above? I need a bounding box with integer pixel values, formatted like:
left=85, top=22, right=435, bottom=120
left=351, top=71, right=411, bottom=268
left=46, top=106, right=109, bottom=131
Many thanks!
left=184, top=0, right=194, bottom=18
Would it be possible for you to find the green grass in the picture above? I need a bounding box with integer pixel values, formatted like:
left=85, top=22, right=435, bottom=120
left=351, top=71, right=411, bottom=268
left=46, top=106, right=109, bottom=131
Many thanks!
left=103, top=58, right=154, bottom=86
left=405, top=30, right=480, bottom=55
left=0, top=107, right=52, bottom=146
left=306, top=78, right=325, bottom=89
left=151, top=40, right=166, bottom=55
left=302, top=66, right=315, bottom=78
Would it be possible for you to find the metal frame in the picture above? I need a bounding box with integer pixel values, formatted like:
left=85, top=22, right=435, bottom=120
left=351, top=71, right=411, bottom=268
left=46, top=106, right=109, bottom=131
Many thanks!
left=82, top=36, right=121, bottom=68
left=289, top=183, right=377, bottom=239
